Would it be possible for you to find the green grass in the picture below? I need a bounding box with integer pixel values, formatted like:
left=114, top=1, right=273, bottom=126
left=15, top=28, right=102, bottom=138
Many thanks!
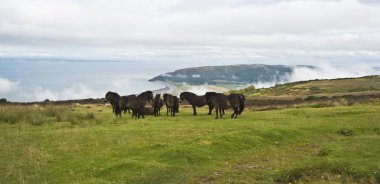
left=0, top=103, right=379, bottom=183
left=234, top=75, right=380, bottom=97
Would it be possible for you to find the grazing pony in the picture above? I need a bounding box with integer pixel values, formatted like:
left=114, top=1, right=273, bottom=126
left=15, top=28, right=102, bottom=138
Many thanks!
left=119, top=95, right=136, bottom=114
left=238, top=94, right=246, bottom=115
left=180, top=92, right=213, bottom=115
left=152, top=94, right=164, bottom=116
left=227, top=94, right=245, bottom=118
left=205, top=92, right=245, bottom=119
left=163, top=93, right=179, bottom=116
left=127, top=91, right=153, bottom=119
left=105, top=91, right=121, bottom=117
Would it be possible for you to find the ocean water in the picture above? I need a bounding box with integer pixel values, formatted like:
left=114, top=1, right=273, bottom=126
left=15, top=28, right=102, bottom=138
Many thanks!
left=0, top=59, right=184, bottom=102
left=1, top=59, right=379, bottom=102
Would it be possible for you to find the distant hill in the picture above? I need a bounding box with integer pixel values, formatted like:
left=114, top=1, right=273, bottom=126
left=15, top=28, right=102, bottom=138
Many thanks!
left=149, top=64, right=313, bottom=85
left=232, top=75, right=380, bottom=97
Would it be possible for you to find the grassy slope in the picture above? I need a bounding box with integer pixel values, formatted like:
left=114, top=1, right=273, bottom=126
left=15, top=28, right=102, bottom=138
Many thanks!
left=234, top=75, right=380, bottom=97
left=0, top=104, right=379, bottom=183
left=149, top=64, right=293, bottom=85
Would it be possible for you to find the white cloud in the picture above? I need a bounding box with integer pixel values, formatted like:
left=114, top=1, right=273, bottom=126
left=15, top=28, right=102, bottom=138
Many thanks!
left=161, top=74, right=172, bottom=77
left=171, top=83, right=229, bottom=96
left=0, top=77, right=18, bottom=94
left=32, top=86, right=58, bottom=101
left=177, top=74, right=187, bottom=78
left=0, top=0, right=379, bottom=62
left=250, top=63, right=380, bottom=89
left=61, top=84, right=98, bottom=100
left=289, top=63, right=379, bottom=81
left=112, top=79, right=130, bottom=91
left=28, top=84, right=99, bottom=101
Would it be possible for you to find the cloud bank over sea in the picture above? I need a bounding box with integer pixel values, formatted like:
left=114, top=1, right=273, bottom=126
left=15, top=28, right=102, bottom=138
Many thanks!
left=1, top=60, right=378, bottom=102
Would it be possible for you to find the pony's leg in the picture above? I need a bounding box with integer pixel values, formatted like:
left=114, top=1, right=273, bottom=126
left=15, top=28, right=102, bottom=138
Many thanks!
left=215, top=107, right=219, bottom=119
left=135, top=109, right=138, bottom=119
left=167, top=107, right=169, bottom=116
left=138, top=107, right=142, bottom=118
left=141, top=108, right=145, bottom=119
left=219, top=108, right=223, bottom=118
left=192, top=106, right=197, bottom=115
left=222, top=108, right=225, bottom=115
left=231, top=107, right=237, bottom=118
left=208, top=105, right=213, bottom=115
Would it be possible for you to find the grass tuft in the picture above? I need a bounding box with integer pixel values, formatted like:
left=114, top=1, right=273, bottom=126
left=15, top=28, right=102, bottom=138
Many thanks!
left=338, top=128, right=354, bottom=136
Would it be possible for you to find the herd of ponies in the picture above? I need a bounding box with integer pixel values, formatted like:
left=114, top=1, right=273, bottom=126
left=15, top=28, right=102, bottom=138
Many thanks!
left=105, top=91, right=245, bottom=119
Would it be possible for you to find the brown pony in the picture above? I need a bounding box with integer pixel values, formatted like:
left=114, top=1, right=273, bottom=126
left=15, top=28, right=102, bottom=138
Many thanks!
left=127, top=91, right=153, bottom=118
left=180, top=92, right=213, bottom=115
left=163, top=93, right=179, bottom=116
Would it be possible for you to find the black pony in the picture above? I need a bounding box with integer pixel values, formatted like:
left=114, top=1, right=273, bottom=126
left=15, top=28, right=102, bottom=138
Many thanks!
left=105, top=91, right=121, bottom=117
left=228, top=93, right=245, bottom=118
left=238, top=94, right=245, bottom=115
left=180, top=92, right=213, bottom=115
left=163, top=93, right=179, bottom=116
left=205, top=92, right=245, bottom=119
left=119, top=95, right=136, bottom=114
left=152, top=94, right=164, bottom=116
left=127, top=91, right=153, bottom=118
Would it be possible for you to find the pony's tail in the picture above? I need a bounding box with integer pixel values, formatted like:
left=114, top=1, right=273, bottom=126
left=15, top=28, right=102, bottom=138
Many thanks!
left=238, top=94, right=245, bottom=115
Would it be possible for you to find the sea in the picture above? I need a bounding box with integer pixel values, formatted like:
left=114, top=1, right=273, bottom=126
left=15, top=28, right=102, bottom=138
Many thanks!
left=0, top=58, right=190, bottom=102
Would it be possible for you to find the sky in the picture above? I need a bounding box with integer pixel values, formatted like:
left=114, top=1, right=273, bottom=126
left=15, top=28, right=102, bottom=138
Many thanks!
left=0, top=0, right=380, bottom=65
left=1, top=0, right=380, bottom=102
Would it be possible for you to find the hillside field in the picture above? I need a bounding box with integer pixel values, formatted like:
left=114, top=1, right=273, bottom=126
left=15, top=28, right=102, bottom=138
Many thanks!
left=0, top=103, right=379, bottom=183
left=233, top=75, right=380, bottom=98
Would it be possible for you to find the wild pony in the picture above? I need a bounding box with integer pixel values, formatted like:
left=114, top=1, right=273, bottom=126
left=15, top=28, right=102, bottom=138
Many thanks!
left=238, top=94, right=246, bottom=115
left=228, top=93, right=245, bottom=118
left=127, top=91, right=153, bottom=118
left=105, top=91, right=121, bottom=117
left=119, top=94, right=136, bottom=114
left=179, top=92, right=213, bottom=115
left=205, top=92, right=245, bottom=119
left=163, top=93, right=179, bottom=116
left=152, top=94, right=164, bottom=116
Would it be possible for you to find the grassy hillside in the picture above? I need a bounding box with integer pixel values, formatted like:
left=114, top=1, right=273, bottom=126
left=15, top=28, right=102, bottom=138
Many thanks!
left=234, top=75, right=380, bottom=97
left=149, top=64, right=301, bottom=85
left=1, top=103, right=379, bottom=183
